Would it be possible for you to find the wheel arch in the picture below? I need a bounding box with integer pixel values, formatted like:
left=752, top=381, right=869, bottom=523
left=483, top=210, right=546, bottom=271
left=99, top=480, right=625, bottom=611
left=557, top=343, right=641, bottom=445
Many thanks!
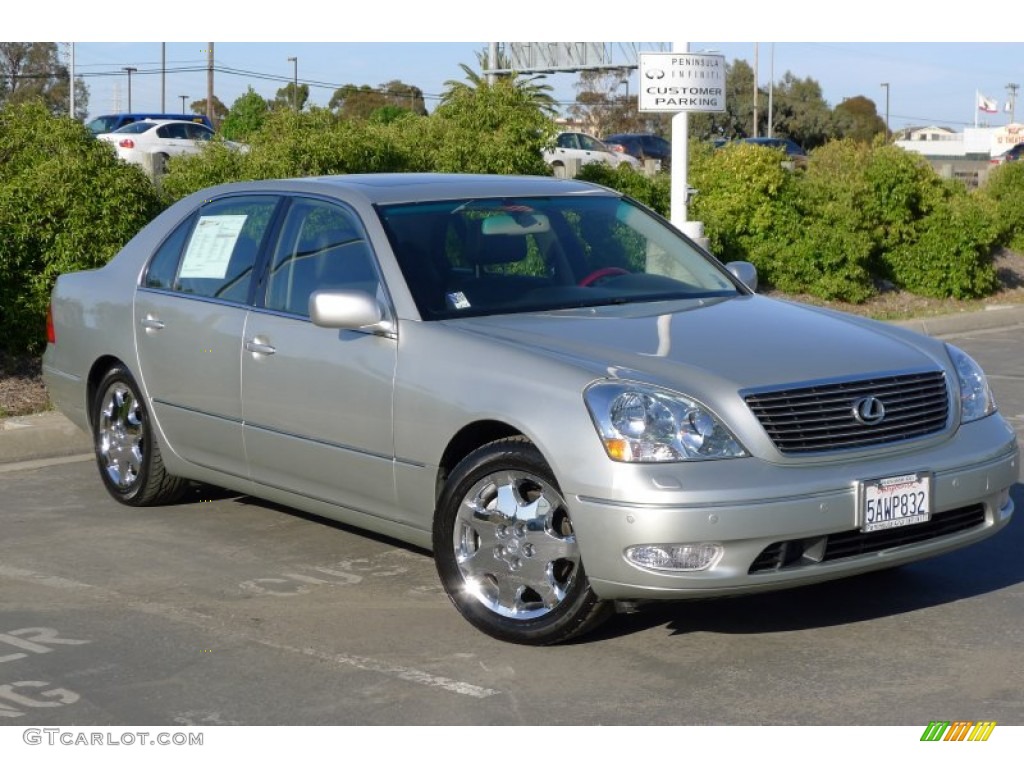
left=435, top=420, right=525, bottom=504
left=86, top=355, right=128, bottom=429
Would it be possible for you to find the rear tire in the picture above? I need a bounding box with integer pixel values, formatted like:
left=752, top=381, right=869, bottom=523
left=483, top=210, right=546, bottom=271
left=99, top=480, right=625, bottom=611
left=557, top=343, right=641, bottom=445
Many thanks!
left=433, top=437, right=613, bottom=645
left=92, top=365, right=188, bottom=506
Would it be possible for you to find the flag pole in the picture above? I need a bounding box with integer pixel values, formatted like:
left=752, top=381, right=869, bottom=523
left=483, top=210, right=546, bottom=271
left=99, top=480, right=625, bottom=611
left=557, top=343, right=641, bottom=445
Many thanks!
left=975, top=90, right=979, bottom=128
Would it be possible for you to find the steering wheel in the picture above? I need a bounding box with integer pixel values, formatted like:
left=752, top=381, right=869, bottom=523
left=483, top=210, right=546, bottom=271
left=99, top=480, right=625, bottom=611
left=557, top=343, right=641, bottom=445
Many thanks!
left=578, top=267, right=629, bottom=287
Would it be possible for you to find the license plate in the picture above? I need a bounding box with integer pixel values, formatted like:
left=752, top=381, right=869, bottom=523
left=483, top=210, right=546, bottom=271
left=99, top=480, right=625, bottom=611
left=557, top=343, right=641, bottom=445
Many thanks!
left=858, top=473, right=931, bottom=533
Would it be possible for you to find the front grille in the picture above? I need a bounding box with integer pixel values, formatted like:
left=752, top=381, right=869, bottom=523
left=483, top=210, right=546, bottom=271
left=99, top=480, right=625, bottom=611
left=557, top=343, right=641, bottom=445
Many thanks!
left=748, top=504, right=986, bottom=574
left=744, top=371, right=949, bottom=454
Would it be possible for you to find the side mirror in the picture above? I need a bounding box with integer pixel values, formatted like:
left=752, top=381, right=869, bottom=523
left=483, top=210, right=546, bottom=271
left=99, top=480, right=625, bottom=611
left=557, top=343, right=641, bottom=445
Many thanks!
left=726, top=261, right=758, bottom=292
left=309, top=290, right=386, bottom=331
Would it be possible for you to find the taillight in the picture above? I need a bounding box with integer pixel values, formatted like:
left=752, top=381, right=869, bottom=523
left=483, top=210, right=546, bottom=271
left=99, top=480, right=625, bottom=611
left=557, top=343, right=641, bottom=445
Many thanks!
left=119, top=138, right=135, bottom=149
left=46, top=303, right=56, bottom=345
left=609, top=144, right=626, bottom=153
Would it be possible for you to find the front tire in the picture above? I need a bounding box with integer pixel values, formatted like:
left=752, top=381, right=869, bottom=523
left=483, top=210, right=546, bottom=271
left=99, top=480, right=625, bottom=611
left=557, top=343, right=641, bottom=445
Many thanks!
left=433, top=437, right=612, bottom=645
left=92, top=365, right=187, bottom=506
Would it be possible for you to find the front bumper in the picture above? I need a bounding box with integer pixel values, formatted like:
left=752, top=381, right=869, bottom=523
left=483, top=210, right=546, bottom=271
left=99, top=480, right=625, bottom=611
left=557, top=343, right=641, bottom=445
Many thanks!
left=569, top=416, right=1019, bottom=601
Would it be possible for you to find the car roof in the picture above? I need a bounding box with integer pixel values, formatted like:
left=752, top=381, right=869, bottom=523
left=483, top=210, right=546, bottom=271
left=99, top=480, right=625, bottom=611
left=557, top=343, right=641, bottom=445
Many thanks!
left=183, top=174, right=619, bottom=208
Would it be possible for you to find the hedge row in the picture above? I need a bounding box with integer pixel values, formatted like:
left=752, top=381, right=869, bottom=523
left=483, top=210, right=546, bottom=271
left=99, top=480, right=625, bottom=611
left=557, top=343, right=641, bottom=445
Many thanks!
left=3, top=97, right=1023, bottom=356
left=580, top=139, right=1011, bottom=303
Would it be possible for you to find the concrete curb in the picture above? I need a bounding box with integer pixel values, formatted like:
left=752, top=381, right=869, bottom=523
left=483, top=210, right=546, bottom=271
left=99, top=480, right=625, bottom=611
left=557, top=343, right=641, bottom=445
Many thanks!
left=0, top=410, right=91, bottom=464
left=3, top=303, right=1024, bottom=466
left=889, top=303, right=1024, bottom=337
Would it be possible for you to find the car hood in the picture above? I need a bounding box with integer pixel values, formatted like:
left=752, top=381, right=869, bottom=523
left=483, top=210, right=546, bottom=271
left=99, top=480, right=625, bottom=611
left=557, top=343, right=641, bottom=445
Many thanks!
left=448, top=295, right=947, bottom=397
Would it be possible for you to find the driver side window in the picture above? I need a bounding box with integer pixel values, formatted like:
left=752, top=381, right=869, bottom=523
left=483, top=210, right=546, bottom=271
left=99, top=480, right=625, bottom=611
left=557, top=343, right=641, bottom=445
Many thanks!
left=264, top=199, right=380, bottom=318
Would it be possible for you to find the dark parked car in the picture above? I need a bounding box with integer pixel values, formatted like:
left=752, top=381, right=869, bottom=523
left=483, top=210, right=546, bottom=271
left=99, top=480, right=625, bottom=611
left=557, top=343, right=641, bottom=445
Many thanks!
left=602, top=133, right=672, bottom=167
left=734, top=137, right=808, bottom=167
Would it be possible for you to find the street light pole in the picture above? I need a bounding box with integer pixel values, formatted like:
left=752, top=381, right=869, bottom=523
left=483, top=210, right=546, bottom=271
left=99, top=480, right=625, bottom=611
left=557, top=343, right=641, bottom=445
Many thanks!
left=123, top=67, right=137, bottom=112
left=288, top=57, right=298, bottom=111
left=880, top=82, right=890, bottom=139
left=180, top=95, right=188, bottom=112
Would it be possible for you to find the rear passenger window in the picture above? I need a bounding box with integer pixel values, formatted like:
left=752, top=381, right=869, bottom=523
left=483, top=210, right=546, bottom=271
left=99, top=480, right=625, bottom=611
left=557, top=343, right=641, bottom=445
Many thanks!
left=143, top=196, right=279, bottom=304
left=264, top=199, right=378, bottom=317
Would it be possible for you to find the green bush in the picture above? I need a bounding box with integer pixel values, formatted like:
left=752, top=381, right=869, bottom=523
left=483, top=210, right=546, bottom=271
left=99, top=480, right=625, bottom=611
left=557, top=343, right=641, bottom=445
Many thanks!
left=0, top=101, right=162, bottom=355
left=864, top=146, right=998, bottom=297
left=3, top=99, right=1013, bottom=361
left=574, top=163, right=671, bottom=217
left=978, top=160, right=1024, bottom=251
left=162, top=84, right=554, bottom=202
left=885, top=195, right=999, bottom=298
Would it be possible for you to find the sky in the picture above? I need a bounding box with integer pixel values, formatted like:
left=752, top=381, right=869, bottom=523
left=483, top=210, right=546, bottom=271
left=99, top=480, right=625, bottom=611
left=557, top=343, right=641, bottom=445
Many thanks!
left=13, top=5, right=1024, bottom=131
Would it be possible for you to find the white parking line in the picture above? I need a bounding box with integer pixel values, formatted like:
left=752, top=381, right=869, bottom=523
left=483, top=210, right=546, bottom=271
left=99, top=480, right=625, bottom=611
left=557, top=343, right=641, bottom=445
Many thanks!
left=0, top=564, right=499, bottom=700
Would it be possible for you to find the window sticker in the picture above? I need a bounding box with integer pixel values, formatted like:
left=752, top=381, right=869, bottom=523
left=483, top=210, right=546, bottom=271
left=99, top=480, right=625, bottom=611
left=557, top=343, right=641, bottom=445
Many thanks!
left=446, top=291, right=471, bottom=310
left=179, top=214, right=248, bottom=279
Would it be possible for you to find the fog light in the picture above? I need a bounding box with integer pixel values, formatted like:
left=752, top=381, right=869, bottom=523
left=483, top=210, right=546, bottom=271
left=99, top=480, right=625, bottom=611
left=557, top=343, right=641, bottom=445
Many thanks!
left=625, top=543, right=723, bottom=572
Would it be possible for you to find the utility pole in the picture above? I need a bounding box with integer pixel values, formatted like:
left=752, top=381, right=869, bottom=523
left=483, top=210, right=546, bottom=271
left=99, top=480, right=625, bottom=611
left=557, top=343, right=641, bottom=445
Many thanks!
left=1007, top=83, right=1019, bottom=124
left=753, top=43, right=759, bottom=138
left=880, top=82, right=890, bottom=139
left=122, top=67, right=137, bottom=112
left=69, top=42, right=75, bottom=119
left=161, top=43, right=166, bottom=111
left=206, top=43, right=214, bottom=125
left=180, top=95, right=188, bottom=112
left=288, top=57, right=298, bottom=111
left=767, top=43, right=774, bottom=138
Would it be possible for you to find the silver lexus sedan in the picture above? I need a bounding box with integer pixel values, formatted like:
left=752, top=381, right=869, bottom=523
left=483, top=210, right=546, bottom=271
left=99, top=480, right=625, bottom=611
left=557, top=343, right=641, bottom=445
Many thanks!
left=42, top=174, right=1019, bottom=644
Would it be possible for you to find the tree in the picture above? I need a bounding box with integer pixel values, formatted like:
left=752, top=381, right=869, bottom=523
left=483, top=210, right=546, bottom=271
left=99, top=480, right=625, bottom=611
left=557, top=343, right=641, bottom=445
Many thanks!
left=190, top=95, right=228, bottom=126
left=770, top=72, right=833, bottom=149
left=219, top=87, right=269, bottom=141
left=272, top=82, right=309, bottom=112
left=0, top=42, right=88, bottom=119
left=690, top=59, right=761, bottom=141
left=442, top=47, right=557, bottom=116
left=428, top=78, right=555, bottom=175
left=329, top=81, right=426, bottom=120
left=833, top=96, right=887, bottom=143
left=329, top=84, right=385, bottom=119
left=380, top=80, right=427, bottom=116
left=569, top=69, right=648, bottom=137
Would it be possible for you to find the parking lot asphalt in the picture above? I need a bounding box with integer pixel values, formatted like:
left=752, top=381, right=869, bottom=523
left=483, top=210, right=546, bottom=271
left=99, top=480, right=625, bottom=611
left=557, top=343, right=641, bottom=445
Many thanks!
left=4, top=303, right=1024, bottom=467
left=1, top=305, right=1022, bottom=730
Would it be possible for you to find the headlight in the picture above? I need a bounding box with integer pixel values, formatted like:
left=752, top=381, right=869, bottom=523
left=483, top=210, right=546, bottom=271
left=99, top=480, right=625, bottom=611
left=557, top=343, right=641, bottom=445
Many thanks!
left=946, top=343, right=996, bottom=423
left=584, top=381, right=747, bottom=462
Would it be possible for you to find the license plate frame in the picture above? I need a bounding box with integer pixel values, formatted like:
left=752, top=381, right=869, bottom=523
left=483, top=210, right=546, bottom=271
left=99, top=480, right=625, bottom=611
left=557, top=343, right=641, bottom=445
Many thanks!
left=856, top=472, right=932, bottom=534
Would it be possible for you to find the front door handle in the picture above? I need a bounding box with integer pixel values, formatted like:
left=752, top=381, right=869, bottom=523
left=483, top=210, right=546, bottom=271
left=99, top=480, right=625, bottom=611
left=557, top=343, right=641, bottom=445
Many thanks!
left=140, top=315, right=165, bottom=331
left=245, top=339, right=276, bottom=356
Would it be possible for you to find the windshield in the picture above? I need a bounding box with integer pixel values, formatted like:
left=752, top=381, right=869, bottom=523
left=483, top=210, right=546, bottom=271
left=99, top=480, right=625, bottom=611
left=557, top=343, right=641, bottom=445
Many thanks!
left=377, top=195, right=741, bottom=319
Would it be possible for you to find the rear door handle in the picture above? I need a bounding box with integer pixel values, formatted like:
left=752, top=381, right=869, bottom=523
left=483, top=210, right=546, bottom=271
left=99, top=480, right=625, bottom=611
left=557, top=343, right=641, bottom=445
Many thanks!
left=140, top=315, right=165, bottom=331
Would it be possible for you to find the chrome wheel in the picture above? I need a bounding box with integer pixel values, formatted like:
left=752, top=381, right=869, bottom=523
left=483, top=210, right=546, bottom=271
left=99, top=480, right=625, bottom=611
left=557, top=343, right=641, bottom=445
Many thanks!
left=97, top=381, right=145, bottom=490
left=434, top=438, right=612, bottom=644
left=454, top=469, right=580, bottom=620
left=91, top=365, right=187, bottom=506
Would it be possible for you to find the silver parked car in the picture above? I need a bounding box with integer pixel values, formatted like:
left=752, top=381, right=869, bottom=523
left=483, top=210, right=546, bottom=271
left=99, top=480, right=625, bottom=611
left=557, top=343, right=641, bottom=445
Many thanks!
left=43, top=174, right=1018, bottom=645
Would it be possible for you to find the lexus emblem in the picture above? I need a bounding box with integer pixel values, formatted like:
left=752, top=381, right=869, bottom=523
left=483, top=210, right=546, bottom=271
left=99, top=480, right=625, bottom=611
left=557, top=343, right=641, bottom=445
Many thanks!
left=852, top=396, right=886, bottom=426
